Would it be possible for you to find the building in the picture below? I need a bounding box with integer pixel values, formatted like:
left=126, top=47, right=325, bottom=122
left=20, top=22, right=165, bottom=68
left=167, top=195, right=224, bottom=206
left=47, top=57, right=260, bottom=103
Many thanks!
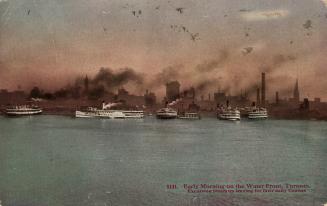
left=310, top=97, right=327, bottom=111
left=213, top=90, right=250, bottom=107
left=256, top=88, right=260, bottom=106
left=181, top=87, right=195, bottom=99
left=166, top=81, right=180, bottom=102
left=300, top=98, right=309, bottom=110
left=0, top=89, right=26, bottom=104
left=144, top=90, right=156, bottom=107
left=214, top=91, right=227, bottom=104
left=116, top=88, right=145, bottom=107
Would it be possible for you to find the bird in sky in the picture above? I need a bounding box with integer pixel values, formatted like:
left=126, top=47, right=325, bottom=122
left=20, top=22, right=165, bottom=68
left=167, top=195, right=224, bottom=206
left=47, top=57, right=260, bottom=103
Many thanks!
left=190, top=33, right=200, bottom=41
left=303, top=20, right=312, bottom=29
left=176, top=8, right=185, bottom=14
left=242, top=47, right=253, bottom=55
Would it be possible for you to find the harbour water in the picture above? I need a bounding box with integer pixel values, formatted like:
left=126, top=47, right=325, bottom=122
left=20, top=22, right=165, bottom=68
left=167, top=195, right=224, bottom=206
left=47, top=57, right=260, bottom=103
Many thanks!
left=0, top=115, right=326, bottom=206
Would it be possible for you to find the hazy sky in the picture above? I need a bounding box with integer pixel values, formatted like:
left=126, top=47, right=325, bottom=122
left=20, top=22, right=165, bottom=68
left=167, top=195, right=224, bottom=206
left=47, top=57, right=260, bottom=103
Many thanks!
left=1, top=0, right=327, bottom=100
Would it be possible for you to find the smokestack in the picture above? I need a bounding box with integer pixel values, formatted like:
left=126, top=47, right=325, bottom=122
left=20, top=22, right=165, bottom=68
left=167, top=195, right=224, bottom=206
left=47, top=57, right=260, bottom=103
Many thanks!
left=102, top=101, right=106, bottom=110
left=261, top=72, right=266, bottom=106
left=256, top=87, right=260, bottom=106
left=276, top=91, right=279, bottom=105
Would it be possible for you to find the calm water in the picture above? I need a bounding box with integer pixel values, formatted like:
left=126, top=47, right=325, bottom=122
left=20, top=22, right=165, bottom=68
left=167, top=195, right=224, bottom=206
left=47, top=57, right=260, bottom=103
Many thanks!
left=0, top=115, right=326, bottom=206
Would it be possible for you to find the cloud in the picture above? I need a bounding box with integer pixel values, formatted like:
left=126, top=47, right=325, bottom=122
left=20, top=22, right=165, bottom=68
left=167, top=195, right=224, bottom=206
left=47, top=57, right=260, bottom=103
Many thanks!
left=321, top=0, right=327, bottom=7
left=241, top=9, right=289, bottom=21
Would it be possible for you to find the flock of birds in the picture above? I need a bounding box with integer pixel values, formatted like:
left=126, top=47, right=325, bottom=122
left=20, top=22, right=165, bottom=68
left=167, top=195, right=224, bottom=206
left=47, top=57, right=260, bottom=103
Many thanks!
left=126, top=3, right=200, bottom=42
left=170, top=24, right=200, bottom=41
left=23, top=1, right=320, bottom=54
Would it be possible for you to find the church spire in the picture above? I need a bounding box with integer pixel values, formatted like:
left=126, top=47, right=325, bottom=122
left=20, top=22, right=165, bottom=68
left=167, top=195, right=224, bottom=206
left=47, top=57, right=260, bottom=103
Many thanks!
left=293, top=78, right=299, bottom=102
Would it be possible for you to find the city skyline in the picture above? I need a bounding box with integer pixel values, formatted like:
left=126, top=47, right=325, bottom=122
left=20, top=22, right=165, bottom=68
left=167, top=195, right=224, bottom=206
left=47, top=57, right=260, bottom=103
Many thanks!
left=0, top=72, right=318, bottom=104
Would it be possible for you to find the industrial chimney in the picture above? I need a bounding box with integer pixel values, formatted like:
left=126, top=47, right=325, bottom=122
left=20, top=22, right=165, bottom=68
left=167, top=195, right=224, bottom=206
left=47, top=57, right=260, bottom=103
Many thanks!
left=256, top=87, right=260, bottom=106
left=261, top=72, right=266, bottom=106
left=275, top=91, right=279, bottom=105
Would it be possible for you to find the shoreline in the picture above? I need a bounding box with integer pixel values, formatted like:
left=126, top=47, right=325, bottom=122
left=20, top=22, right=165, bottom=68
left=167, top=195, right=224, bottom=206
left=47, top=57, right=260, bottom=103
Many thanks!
left=0, top=111, right=326, bottom=121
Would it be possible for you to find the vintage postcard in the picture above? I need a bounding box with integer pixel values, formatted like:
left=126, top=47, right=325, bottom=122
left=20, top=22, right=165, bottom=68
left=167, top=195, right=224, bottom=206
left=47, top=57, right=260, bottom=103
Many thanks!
left=0, top=0, right=326, bottom=205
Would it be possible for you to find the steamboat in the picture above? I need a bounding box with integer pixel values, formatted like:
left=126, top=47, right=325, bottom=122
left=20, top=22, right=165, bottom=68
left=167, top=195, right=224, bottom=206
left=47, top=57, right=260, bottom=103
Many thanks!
left=218, top=107, right=241, bottom=121
left=156, top=108, right=178, bottom=119
left=5, top=105, right=43, bottom=116
left=75, top=102, right=144, bottom=119
left=247, top=107, right=268, bottom=119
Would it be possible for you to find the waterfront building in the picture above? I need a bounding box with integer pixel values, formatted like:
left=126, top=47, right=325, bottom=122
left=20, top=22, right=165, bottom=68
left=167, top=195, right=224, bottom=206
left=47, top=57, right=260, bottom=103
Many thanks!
left=144, top=90, right=156, bottom=107
left=166, top=81, right=180, bottom=102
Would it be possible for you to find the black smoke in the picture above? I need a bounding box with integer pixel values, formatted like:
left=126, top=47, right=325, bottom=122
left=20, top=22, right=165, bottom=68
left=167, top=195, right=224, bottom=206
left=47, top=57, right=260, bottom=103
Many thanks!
left=147, top=65, right=183, bottom=88
left=195, top=50, right=229, bottom=72
left=92, top=67, right=143, bottom=88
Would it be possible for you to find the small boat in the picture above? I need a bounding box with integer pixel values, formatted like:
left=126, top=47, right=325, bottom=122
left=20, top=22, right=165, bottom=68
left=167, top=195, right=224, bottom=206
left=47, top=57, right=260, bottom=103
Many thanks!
left=178, top=112, right=201, bottom=120
left=156, top=108, right=178, bottom=119
left=5, top=105, right=42, bottom=116
left=218, top=107, right=241, bottom=121
left=248, top=108, right=268, bottom=119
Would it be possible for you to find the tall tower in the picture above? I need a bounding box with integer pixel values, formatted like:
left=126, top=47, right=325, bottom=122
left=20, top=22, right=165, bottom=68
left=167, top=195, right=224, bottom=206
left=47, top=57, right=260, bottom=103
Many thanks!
left=166, top=81, right=180, bottom=102
left=256, top=87, right=260, bottom=106
left=261, top=72, right=266, bottom=106
left=293, top=78, right=300, bottom=102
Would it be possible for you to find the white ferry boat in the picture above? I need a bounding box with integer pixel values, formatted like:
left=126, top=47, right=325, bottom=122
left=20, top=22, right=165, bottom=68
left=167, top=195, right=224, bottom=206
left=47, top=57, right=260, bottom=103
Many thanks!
left=156, top=108, right=178, bottom=119
left=5, top=105, right=43, bottom=116
left=178, top=112, right=201, bottom=120
left=75, top=108, right=124, bottom=119
left=75, top=102, right=144, bottom=119
left=248, top=108, right=268, bottom=119
left=218, top=108, right=241, bottom=121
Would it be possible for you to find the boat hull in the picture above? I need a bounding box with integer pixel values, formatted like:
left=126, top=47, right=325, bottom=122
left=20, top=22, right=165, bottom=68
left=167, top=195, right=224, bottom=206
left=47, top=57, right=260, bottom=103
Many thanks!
left=5, top=110, right=43, bottom=116
left=75, top=111, right=97, bottom=118
left=156, top=114, right=177, bottom=119
left=219, top=116, right=241, bottom=121
left=178, top=117, right=200, bottom=120
left=178, top=113, right=201, bottom=120
left=248, top=115, right=268, bottom=119
left=156, top=108, right=178, bottom=119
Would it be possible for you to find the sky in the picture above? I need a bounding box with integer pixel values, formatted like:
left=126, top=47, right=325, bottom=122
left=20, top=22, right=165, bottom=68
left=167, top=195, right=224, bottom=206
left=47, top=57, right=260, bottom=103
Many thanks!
left=1, top=0, right=327, bottom=100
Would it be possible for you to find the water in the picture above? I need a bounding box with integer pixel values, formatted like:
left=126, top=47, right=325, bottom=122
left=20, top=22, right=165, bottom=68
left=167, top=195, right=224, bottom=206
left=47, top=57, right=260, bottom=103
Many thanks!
left=0, top=115, right=326, bottom=206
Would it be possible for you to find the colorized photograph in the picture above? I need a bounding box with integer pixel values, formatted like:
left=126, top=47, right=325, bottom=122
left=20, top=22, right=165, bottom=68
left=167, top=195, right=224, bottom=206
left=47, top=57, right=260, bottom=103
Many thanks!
left=0, top=0, right=327, bottom=205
